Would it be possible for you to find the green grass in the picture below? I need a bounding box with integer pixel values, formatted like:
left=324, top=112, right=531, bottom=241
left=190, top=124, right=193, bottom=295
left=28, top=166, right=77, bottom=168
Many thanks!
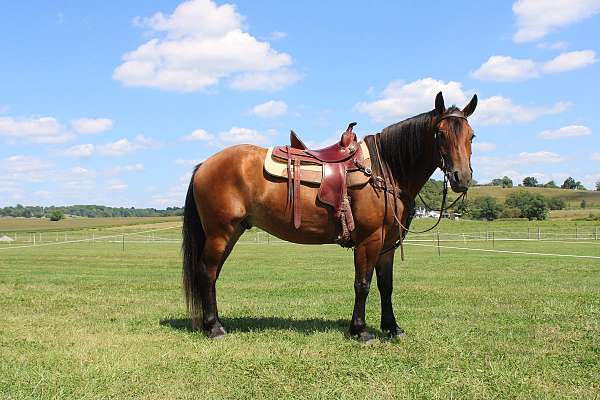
left=1, top=220, right=600, bottom=399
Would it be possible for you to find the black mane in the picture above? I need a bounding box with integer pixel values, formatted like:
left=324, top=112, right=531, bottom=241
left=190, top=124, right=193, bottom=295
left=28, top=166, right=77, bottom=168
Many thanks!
left=371, top=106, right=462, bottom=182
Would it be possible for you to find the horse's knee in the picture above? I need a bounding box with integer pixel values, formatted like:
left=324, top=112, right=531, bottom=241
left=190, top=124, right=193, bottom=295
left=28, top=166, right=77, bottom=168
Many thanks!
left=354, top=280, right=371, bottom=296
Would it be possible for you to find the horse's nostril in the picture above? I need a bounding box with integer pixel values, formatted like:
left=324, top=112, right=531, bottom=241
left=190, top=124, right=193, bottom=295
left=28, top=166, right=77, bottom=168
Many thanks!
left=453, top=171, right=460, bottom=182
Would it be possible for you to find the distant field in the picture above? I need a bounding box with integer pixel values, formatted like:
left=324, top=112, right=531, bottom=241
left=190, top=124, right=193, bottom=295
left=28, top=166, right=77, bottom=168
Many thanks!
left=1, top=219, right=599, bottom=399
left=469, top=185, right=600, bottom=208
left=0, top=216, right=181, bottom=232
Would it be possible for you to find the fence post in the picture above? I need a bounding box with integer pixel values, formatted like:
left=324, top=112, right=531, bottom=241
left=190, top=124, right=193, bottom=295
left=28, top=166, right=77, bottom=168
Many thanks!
left=528, top=228, right=531, bottom=240
left=576, top=225, right=578, bottom=240
left=436, top=232, right=441, bottom=256
left=538, top=227, right=541, bottom=241
left=33, top=234, right=36, bottom=246
left=122, top=234, right=125, bottom=251
left=492, top=231, right=495, bottom=248
left=595, top=226, right=598, bottom=241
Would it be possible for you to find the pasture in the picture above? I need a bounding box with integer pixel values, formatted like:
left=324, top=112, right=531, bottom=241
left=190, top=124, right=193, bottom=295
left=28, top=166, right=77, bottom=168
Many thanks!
left=1, top=218, right=599, bottom=399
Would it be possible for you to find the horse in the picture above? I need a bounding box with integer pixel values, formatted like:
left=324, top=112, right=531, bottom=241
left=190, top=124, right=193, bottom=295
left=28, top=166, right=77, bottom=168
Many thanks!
left=182, top=91, right=478, bottom=341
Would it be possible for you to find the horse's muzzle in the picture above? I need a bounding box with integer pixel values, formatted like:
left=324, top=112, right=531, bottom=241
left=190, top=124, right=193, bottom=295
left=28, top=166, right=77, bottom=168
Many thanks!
left=448, top=169, right=471, bottom=193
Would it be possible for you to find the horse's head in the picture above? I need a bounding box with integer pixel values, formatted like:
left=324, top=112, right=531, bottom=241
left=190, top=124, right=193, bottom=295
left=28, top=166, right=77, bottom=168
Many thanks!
left=433, top=91, right=477, bottom=193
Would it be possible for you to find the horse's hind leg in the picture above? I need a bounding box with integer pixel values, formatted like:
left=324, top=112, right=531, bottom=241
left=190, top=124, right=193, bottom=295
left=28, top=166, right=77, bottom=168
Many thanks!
left=198, top=224, right=244, bottom=338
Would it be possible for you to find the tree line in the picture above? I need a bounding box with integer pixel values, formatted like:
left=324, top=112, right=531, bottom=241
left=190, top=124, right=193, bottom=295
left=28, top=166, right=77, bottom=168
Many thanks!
left=0, top=204, right=183, bottom=219
left=488, top=176, right=595, bottom=190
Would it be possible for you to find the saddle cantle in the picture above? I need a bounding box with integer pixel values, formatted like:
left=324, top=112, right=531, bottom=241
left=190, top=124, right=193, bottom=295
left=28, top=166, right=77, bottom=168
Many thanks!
left=268, top=123, right=371, bottom=247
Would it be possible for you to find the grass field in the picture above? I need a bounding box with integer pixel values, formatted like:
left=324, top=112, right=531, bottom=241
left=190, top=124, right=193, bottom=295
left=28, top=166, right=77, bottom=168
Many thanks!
left=1, top=219, right=600, bottom=399
left=0, top=216, right=181, bottom=232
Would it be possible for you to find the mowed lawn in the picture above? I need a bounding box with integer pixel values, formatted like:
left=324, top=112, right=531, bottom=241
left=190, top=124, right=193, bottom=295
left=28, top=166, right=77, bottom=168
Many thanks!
left=1, top=224, right=600, bottom=399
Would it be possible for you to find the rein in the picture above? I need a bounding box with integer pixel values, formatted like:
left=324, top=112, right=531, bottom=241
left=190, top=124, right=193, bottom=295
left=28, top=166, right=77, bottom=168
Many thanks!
left=372, top=113, right=469, bottom=256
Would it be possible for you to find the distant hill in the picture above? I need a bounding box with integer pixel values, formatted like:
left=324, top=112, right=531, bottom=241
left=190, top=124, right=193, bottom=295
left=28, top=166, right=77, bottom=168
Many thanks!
left=468, top=186, right=600, bottom=208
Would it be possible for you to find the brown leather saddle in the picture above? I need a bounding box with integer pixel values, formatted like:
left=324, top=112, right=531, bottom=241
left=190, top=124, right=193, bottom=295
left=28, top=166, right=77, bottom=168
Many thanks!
left=272, top=122, right=367, bottom=246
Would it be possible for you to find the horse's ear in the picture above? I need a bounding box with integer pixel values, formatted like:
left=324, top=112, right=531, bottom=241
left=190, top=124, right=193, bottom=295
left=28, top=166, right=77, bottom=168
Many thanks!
left=435, top=91, right=445, bottom=115
left=462, top=94, right=478, bottom=117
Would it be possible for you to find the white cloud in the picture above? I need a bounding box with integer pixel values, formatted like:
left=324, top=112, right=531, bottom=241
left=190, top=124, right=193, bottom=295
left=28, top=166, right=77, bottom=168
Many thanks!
left=516, top=151, right=565, bottom=164
left=250, top=100, right=287, bottom=118
left=105, top=164, right=145, bottom=176
left=590, top=152, right=600, bottom=161
left=175, top=158, right=202, bottom=166
left=62, top=143, right=95, bottom=158
left=98, top=134, right=157, bottom=156
left=472, top=51, right=596, bottom=82
left=538, top=125, right=592, bottom=139
left=269, top=31, right=287, bottom=40
left=356, top=78, right=568, bottom=126
left=229, top=68, right=301, bottom=91
left=0, top=155, right=52, bottom=182
left=355, top=78, right=468, bottom=122
left=151, top=173, right=191, bottom=206
left=472, top=142, right=497, bottom=152
left=181, top=128, right=214, bottom=141
left=108, top=181, right=128, bottom=192
left=512, top=0, right=600, bottom=43
left=537, top=41, right=569, bottom=50
left=70, top=118, right=114, bottom=134
left=472, top=56, right=538, bottom=81
left=474, top=96, right=569, bottom=125
left=542, top=50, right=597, bottom=73
left=219, top=127, right=266, bottom=144
left=0, top=116, right=73, bottom=143
left=113, top=0, right=298, bottom=92
left=473, top=151, right=566, bottom=184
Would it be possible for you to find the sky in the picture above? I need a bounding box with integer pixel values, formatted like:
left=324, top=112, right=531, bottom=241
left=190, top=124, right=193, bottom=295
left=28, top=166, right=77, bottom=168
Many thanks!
left=1, top=0, right=599, bottom=208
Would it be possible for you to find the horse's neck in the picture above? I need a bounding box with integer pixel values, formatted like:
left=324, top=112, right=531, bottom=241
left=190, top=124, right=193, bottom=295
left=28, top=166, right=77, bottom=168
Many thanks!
left=396, top=131, right=440, bottom=200
left=399, top=162, right=438, bottom=200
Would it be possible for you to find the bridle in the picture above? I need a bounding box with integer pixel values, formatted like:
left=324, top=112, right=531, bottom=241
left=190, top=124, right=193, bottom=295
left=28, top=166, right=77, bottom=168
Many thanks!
left=376, top=111, right=470, bottom=256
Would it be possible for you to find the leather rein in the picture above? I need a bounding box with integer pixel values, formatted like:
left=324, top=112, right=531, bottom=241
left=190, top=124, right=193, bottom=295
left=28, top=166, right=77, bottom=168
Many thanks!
left=374, top=111, right=469, bottom=256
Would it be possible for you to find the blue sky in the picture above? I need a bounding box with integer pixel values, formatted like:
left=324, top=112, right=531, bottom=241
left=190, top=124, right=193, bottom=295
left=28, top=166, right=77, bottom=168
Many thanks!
left=1, top=0, right=599, bottom=207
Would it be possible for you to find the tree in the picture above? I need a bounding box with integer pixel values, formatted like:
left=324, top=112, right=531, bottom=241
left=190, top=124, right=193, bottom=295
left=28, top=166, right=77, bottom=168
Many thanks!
left=501, top=176, right=513, bottom=188
left=581, top=199, right=587, bottom=209
left=471, top=196, right=503, bottom=221
left=522, top=176, right=538, bottom=187
left=417, top=179, right=444, bottom=209
left=543, top=180, right=558, bottom=188
left=505, top=191, right=549, bottom=220
left=596, top=180, right=600, bottom=191
left=492, top=176, right=513, bottom=188
left=49, top=210, right=64, bottom=221
left=561, top=177, right=584, bottom=190
left=547, top=197, right=566, bottom=210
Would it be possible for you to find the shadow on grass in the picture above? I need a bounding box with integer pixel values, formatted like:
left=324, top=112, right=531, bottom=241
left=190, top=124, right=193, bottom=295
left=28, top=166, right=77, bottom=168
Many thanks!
left=160, top=316, right=349, bottom=335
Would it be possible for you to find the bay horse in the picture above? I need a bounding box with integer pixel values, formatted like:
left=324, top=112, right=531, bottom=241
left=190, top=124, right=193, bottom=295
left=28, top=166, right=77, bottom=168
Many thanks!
left=182, top=91, right=477, bottom=341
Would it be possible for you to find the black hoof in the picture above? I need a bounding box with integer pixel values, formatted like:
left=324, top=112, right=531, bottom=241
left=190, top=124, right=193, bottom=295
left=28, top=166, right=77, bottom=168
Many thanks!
left=204, top=324, right=227, bottom=339
left=382, top=325, right=406, bottom=338
left=349, top=330, right=377, bottom=344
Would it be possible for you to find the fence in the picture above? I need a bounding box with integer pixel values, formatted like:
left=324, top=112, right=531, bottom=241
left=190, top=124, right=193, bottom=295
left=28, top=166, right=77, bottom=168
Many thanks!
left=2, top=225, right=599, bottom=246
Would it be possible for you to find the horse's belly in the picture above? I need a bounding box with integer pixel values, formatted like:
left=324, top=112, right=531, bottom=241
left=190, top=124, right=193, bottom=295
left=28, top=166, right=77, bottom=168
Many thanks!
left=250, top=179, right=338, bottom=245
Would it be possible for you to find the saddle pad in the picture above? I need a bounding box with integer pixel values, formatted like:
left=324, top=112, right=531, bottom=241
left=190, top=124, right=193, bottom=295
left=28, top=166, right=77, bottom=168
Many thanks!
left=264, top=141, right=372, bottom=187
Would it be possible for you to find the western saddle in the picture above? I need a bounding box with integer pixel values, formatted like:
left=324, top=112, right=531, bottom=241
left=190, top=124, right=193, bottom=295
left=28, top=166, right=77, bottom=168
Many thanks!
left=271, top=123, right=368, bottom=246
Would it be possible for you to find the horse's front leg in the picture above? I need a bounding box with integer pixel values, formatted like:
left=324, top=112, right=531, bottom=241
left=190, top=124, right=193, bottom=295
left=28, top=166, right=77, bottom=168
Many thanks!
left=375, top=250, right=405, bottom=337
left=349, top=233, right=382, bottom=342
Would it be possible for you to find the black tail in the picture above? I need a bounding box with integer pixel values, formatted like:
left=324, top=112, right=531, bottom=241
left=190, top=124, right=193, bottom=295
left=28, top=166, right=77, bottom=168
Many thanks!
left=182, top=164, right=205, bottom=318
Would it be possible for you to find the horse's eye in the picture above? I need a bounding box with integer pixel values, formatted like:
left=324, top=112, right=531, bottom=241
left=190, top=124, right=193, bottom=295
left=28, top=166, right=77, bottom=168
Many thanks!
left=470, top=134, right=476, bottom=142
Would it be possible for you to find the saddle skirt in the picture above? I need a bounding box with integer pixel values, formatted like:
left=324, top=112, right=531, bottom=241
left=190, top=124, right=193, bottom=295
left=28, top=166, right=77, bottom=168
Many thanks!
left=263, top=140, right=372, bottom=187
